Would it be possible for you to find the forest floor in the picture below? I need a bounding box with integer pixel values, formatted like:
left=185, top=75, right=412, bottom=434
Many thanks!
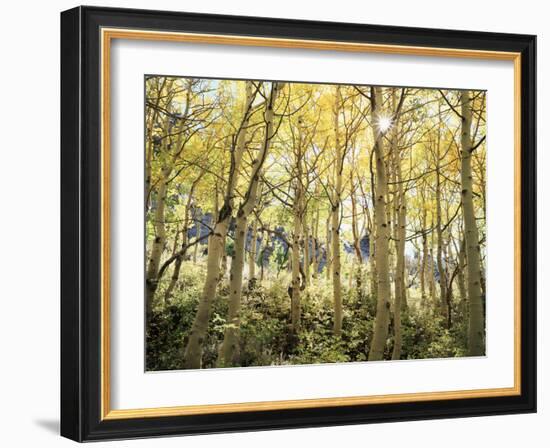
left=146, top=258, right=470, bottom=371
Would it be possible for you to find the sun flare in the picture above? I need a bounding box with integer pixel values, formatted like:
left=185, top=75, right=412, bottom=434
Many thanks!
left=377, top=114, right=393, bottom=133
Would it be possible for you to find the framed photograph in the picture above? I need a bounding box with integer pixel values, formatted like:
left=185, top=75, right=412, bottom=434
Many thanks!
left=61, top=6, right=536, bottom=442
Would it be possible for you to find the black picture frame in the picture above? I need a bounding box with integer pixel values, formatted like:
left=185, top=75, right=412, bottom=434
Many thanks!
left=61, top=5, right=536, bottom=442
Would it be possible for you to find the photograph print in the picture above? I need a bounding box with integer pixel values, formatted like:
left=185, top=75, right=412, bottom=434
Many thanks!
left=144, top=76, right=487, bottom=371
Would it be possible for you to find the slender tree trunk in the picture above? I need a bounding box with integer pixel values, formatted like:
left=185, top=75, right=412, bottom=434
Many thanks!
left=164, top=247, right=184, bottom=303
left=325, top=214, right=332, bottom=280
left=332, top=86, right=343, bottom=336
left=350, top=170, right=363, bottom=293
left=369, top=228, right=376, bottom=298
left=350, top=176, right=363, bottom=264
left=460, top=90, right=485, bottom=356
left=183, top=82, right=256, bottom=368
left=444, top=232, right=454, bottom=327
left=457, top=236, right=467, bottom=316
left=290, top=109, right=305, bottom=333
left=171, top=226, right=180, bottom=257
left=261, top=231, right=270, bottom=282
left=193, top=217, right=202, bottom=263
left=365, top=150, right=377, bottom=300
left=332, top=206, right=342, bottom=336
left=429, top=244, right=437, bottom=309
left=368, top=87, right=391, bottom=361
left=303, top=216, right=310, bottom=287
left=218, top=82, right=282, bottom=366
left=420, top=206, right=428, bottom=307
left=391, top=104, right=406, bottom=360
left=219, top=213, right=247, bottom=366
left=435, top=127, right=449, bottom=326
left=248, top=221, right=258, bottom=281
left=145, top=168, right=169, bottom=322
left=290, top=199, right=303, bottom=332
left=220, top=251, right=228, bottom=283
left=311, top=207, right=319, bottom=279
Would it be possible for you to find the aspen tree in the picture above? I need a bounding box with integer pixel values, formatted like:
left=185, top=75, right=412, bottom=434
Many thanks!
left=331, top=85, right=343, bottom=336
left=184, top=82, right=257, bottom=368
left=459, top=90, right=485, bottom=356
left=218, top=82, right=282, bottom=366
left=368, top=86, right=391, bottom=361
left=390, top=89, right=407, bottom=360
left=248, top=221, right=258, bottom=282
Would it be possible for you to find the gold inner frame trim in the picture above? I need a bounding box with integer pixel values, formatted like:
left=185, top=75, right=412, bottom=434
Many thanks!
left=100, top=27, right=522, bottom=420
